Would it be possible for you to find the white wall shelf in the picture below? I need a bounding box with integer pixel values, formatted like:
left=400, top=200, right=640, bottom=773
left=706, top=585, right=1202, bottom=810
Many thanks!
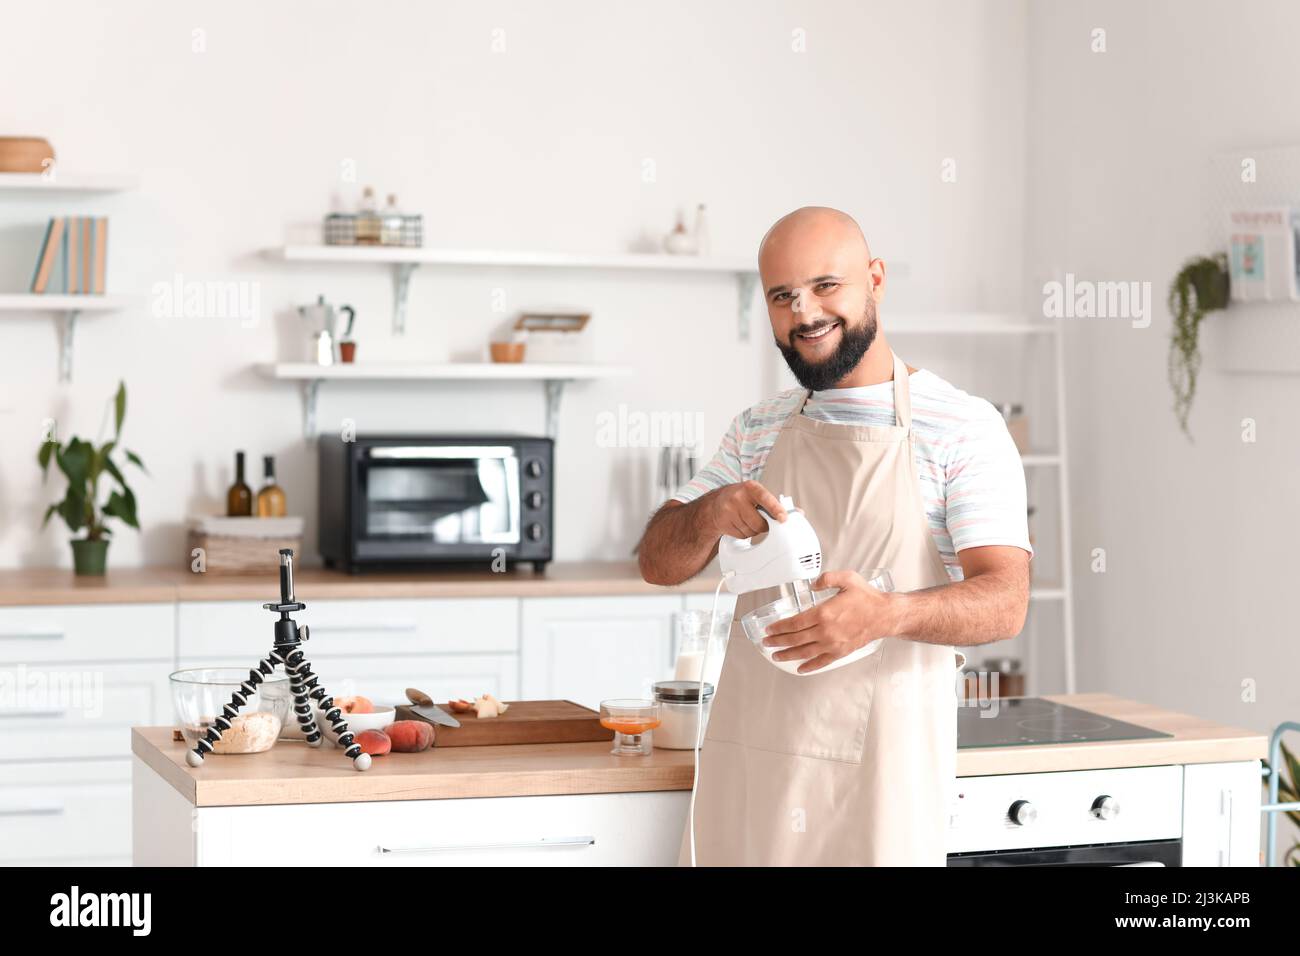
left=254, top=361, right=632, bottom=439
left=269, top=244, right=762, bottom=340
left=0, top=294, right=136, bottom=381
left=2, top=168, right=138, bottom=381
left=0, top=172, right=137, bottom=193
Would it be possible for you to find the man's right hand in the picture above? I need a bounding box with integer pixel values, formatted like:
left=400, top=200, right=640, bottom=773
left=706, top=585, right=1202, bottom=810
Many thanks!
left=704, top=480, right=788, bottom=540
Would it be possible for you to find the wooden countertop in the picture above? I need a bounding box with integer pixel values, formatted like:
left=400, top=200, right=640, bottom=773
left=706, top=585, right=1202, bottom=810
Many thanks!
left=0, top=561, right=719, bottom=606
left=133, top=693, right=1268, bottom=808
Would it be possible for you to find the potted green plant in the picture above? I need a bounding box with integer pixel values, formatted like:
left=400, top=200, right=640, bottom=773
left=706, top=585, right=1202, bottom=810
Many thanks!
left=1167, top=252, right=1230, bottom=439
left=37, top=381, right=147, bottom=576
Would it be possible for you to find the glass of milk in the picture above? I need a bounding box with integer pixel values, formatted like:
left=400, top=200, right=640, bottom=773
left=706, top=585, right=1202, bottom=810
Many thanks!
left=673, top=609, right=731, bottom=685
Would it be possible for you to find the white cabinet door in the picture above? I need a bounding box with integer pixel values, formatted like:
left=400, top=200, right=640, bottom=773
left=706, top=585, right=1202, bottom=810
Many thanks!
left=0, top=661, right=171, bottom=762
left=520, top=596, right=679, bottom=709
left=1, top=760, right=133, bottom=866
left=0, top=603, right=173, bottom=663
left=1182, top=760, right=1262, bottom=866
left=194, top=790, right=690, bottom=867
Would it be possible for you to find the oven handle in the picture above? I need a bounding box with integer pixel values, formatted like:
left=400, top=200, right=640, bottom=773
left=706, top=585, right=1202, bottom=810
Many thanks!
left=368, top=446, right=518, bottom=460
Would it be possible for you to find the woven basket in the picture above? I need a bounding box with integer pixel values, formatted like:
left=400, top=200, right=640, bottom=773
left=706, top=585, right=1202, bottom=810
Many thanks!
left=186, top=530, right=303, bottom=575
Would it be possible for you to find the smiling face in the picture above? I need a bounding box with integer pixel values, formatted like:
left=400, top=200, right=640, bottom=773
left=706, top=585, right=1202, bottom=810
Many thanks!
left=758, top=207, right=886, bottom=391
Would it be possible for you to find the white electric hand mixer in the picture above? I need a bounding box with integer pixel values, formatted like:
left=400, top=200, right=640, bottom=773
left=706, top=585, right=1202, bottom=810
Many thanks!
left=688, top=493, right=824, bottom=865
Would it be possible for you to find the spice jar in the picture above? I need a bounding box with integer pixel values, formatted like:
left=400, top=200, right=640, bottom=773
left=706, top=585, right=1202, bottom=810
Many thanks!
left=652, top=680, right=715, bottom=749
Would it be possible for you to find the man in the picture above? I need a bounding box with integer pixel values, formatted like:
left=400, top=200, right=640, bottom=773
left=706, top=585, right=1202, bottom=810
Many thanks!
left=637, top=206, right=1032, bottom=866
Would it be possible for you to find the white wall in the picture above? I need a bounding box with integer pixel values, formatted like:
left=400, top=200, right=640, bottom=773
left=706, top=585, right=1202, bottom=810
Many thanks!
left=0, top=0, right=1027, bottom=568
left=1026, top=0, right=1300, bottom=778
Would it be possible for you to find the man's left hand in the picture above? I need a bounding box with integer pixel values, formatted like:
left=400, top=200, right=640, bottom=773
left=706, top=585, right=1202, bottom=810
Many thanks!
left=761, top=570, right=899, bottom=674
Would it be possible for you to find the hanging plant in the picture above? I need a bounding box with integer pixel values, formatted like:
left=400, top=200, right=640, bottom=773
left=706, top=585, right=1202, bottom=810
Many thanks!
left=1167, top=253, right=1229, bottom=440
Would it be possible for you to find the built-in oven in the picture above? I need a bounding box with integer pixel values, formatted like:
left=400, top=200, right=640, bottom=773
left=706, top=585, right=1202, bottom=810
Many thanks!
left=318, top=434, right=553, bottom=572
left=945, top=765, right=1184, bottom=867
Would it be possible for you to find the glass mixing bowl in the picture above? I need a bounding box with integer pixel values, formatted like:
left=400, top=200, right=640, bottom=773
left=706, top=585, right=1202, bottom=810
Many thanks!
left=741, top=569, right=894, bottom=676
left=170, top=667, right=292, bottom=754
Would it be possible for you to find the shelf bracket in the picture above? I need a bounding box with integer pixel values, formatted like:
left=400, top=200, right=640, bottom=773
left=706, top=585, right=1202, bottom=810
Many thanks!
left=302, top=379, right=321, bottom=440
left=392, top=263, right=417, bottom=335
left=736, top=272, right=759, bottom=342
left=58, top=310, right=80, bottom=383
left=543, top=379, right=566, bottom=439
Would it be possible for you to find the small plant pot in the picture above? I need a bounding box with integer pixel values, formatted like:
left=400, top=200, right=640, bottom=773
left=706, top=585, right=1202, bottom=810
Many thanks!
left=339, top=340, right=357, bottom=363
left=490, top=341, right=526, bottom=363
left=71, top=538, right=109, bottom=576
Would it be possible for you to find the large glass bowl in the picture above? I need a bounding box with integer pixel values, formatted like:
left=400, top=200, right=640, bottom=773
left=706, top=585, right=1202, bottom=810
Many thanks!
left=170, top=667, right=292, bottom=754
left=741, top=570, right=894, bottom=677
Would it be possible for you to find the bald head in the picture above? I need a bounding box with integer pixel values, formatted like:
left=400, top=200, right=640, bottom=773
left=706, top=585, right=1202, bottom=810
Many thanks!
left=758, top=206, right=871, bottom=271
left=758, top=206, right=887, bottom=390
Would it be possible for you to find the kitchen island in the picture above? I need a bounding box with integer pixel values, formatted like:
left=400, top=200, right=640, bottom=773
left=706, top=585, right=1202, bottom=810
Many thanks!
left=0, top=561, right=733, bottom=865
left=132, top=694, right=1267, bottom=866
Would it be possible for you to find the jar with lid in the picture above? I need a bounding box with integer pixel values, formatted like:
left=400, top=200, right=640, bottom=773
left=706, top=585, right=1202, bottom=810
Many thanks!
left=651, top=680, right=714, bottom=750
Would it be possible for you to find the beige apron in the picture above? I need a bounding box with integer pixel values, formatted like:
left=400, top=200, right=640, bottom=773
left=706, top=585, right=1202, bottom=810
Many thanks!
left=681, top=350, right=965, bottom=866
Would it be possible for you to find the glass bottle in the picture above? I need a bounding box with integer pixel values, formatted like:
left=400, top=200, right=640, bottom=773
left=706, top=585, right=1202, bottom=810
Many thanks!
left=256, top=455, right=287, bottom=517
left=355, top=186, right=381, bottom=245
left=380, top=193, right=404, bottom=245
left=226, top=451, right=253, bottom=517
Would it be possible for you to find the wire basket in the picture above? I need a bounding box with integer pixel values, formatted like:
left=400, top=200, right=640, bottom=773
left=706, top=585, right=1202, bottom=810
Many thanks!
left=323, top=212, right=423, bottom=247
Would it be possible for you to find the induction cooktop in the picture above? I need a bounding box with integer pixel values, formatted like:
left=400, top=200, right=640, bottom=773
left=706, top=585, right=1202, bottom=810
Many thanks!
left=957, top=696, right=1173, bottom=749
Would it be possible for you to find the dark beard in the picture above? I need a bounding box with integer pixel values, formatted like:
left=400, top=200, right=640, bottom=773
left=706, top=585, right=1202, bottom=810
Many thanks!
left=775, top=305, right=878, bottom=392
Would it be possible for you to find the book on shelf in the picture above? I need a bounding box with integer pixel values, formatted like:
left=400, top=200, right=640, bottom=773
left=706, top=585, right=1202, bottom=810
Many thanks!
left=28, top=215, right=108, bottom=294
left=29, top=217, right=64, bottom=293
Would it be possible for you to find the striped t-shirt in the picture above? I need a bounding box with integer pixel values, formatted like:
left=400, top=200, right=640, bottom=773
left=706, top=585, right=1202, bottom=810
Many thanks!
left=672, top=369, right=1033, bottom=582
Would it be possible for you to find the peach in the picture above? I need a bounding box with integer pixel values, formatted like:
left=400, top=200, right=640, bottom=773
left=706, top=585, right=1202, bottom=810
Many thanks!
left=335, top=696, right=374, bottom=715
left=384, top=720, right=434, bottom=753
left=354, top=729, right=391, bottom=755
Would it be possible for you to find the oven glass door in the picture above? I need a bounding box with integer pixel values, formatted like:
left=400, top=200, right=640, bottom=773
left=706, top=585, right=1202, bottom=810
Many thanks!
left=359, top=445, right=520, bottom=545
left=947, top=838, right=1182, bottom=867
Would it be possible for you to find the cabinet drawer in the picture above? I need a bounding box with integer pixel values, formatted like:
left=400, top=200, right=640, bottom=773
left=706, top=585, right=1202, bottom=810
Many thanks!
left=0, top=760, right=131, bottom=864
left=197, top=790, right=689, bottom=866
left=176, top=653, right=520, bottom=709
left=0, top=603, right=173, bottom=663
left=0, top=662, right=171, bottom=762
left=178, top=598, right=518, bottom=660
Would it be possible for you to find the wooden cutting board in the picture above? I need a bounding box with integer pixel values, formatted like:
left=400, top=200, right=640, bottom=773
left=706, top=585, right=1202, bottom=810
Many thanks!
left=394, top=699, right=614, bottom=748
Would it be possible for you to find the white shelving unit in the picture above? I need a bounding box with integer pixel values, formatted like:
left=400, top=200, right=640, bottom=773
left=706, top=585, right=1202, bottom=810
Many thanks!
left=269, top=244, right=763, bottom=339
left=0, top=294, right=136, bottom=382
left=0, top=172, right=138, bottom=193
left=1, top=170, right=137, bottom=380
left=890, top=314, right=1076, bottom=693
left=254, top=361, right=632, bottom=439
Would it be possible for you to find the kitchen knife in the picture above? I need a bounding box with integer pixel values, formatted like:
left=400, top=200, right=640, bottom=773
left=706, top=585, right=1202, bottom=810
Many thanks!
left=404, top=687, right=461, bottom=728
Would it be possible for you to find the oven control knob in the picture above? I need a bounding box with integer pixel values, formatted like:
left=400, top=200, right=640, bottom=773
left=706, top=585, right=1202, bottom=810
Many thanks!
left=527, top=523, right=544, bottom=542
left=525, top=459, right=544, bottom=479
left=1008, top=800, right=1037, bottom=826
left=526, top=491, right=545, bottom=510
left=1091, top=795, right=1120, bottom=820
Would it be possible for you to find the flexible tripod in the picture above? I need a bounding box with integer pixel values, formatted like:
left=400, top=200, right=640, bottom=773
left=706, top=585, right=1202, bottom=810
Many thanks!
left=186, top=548, right=371, bottom=771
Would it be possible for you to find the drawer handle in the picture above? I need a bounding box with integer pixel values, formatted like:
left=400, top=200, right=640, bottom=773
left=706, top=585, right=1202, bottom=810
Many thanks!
left=0, top=805, right=65, bottom=817
left=0, top=630, right=64, bottom=640
left=307, top=621, right=419, bottom=634
left=378, top=835, right=596, bottom=854
left=0, top=709, right=67, bottom=719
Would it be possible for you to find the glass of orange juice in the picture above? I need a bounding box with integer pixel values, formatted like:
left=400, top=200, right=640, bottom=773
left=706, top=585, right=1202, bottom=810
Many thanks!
left=599, top=698, right=661, bottom=756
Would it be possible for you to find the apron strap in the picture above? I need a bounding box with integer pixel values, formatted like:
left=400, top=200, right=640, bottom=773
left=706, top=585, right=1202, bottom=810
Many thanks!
left=892, top=350, right=913, bottom=430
